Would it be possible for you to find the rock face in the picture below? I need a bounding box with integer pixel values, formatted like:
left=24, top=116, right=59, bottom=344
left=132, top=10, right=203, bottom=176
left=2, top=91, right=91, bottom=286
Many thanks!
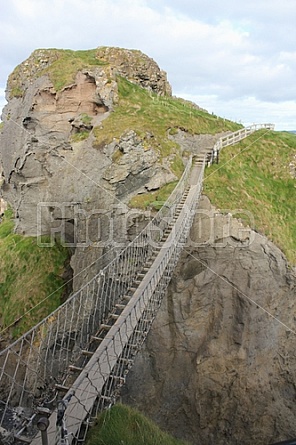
left=3, top=47, right=295, bottom=444
left=169, top=129, right=229, bottom=155
left=123, top=196, right=296, bottom=445
left=96, top=47, right=172, bottom=96
left=0, top=47, right=174, bottom=289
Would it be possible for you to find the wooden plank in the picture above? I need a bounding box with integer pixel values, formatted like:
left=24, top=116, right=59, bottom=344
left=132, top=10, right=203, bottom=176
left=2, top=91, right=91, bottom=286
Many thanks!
left=31, top=181, right=203, bottom=445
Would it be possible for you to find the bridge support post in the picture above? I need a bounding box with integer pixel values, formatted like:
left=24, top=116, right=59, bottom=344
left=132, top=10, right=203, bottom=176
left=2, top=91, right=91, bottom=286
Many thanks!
left=37, top=417, right=49, bottom=445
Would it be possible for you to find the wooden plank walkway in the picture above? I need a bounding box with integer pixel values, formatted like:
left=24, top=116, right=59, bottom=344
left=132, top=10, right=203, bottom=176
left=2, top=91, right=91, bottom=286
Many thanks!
left=31, top=179, right=203, bottom=445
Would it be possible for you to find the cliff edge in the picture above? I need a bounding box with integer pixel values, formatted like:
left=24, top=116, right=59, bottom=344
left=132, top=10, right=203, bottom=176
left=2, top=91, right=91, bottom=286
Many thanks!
left=123, top=196, right=296, bottom=445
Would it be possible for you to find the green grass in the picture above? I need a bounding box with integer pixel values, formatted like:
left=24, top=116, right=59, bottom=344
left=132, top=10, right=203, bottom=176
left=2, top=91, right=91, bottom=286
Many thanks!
left=171, top=153, right=187, bottom=178
left=0, top=209, right=70, bottom=338
left=44, top=49, right=107, bottom=91
left=111, top=148, right=124, bottom=163
left=80, top=113, right=93, bottom=126
left=71, top=130, right=91, bottom=142
left=203, top=130, right=296, bottom=265
left=129, top=181, right=178, bottom=210
left=8, top=48, right=107, bottom=97
left=86, top=404, right=190, bottom=445
left=92, top=76, right=241, bottom=182
left=93, top=77, right=241, bottom=158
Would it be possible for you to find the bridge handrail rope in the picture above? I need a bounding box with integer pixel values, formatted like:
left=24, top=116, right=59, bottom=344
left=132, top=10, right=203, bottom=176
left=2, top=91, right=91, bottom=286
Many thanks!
left=0, top=124, right=274, bottom=445
left=31, top=161, right=205, bottom=445
left=0, top=152, right=193, bottom=444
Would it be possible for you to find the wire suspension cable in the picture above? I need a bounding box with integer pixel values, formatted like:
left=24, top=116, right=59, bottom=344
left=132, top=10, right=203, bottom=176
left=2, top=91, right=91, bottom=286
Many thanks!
left=0, top=124, right=273, bottom=445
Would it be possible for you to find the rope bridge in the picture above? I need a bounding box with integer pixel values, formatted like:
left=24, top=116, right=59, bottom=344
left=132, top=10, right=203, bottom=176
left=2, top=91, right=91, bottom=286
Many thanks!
left=0, top=124, right=274, bottom=445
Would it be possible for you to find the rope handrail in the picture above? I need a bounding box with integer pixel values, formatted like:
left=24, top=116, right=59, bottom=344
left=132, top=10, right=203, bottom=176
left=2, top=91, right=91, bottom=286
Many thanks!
left=0, top=123, right=274, bottom=445
left=0, top=154, right=194, bottom=445
left=0, top=155, right=193, bottom=354
left=31, top=162, right=205, bottom=445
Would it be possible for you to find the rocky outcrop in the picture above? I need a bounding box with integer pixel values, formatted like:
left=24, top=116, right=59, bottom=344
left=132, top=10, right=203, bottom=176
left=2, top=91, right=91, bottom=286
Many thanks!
left=169, top=129, right=230, bottom=155
left=0, top=47, right=175, bottom=289
left=123, top=196, right=296, bottom=445
left=103, top=130, right=177, bottom=197
left=96, top=47, right=172, bottom=96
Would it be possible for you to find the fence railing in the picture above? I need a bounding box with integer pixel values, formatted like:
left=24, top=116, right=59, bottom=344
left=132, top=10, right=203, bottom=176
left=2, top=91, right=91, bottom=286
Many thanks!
left=0, top=123, right=274, bottom=445
left=211, top=123, right=275, bottom=164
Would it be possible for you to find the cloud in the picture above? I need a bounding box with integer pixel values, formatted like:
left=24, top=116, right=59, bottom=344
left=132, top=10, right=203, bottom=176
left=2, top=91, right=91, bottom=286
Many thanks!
left=0, top=89, right=7, bottom=119
left=180, top=93, right=296, bottom=131
left=0, top=0, right=295, bottom=129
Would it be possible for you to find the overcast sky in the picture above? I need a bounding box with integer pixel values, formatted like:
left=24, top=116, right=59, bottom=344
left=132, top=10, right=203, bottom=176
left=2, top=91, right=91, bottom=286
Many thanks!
left=0, top=0, right=295, bottom=130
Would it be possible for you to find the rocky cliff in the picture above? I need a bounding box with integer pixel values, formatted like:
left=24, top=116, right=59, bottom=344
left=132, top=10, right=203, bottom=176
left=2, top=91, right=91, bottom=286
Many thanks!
left=0, top=46, right=238, bottom=292
left=0, top=47, right=177, bottom=289
left=123, top=196, right=296, bottom=445
left=2, top=47, right=293, bottom=445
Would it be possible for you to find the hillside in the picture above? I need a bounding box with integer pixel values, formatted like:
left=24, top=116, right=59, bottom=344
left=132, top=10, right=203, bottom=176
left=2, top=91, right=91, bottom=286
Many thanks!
left=0, top=209, right=70, bottom=340
left=0, top=47, right=296, bottom=445
left=0, top=47, right=240, bottom=339
left=0, top=48, right=295, bottom=338
left=203, top=129, right=296, bottom=265
left=122, top=131, right=296, bottom=445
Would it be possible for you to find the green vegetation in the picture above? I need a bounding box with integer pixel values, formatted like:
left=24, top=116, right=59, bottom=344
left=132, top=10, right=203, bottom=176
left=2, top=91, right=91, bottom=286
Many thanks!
left=203, top=130, right=296, bottom=265
left=8, top=48, right=107, bottom=97
left=171, top=153, right=186, bottom=177
left=71, top=130, right=91, bottom=142
left=92, top=76, right=241, bottom=183
left=129, top=181, right=178, bottom=210
left=0, top=209, right=70, bottom=338
left=111, top=148, right=124, bottom=163
left=93, top=77, right=241, bottom=158
left=86, top=404, right=190, bottom=445
left=44, top=49, right=106, bottom=91
left=80, top=113, right=93, bottom=126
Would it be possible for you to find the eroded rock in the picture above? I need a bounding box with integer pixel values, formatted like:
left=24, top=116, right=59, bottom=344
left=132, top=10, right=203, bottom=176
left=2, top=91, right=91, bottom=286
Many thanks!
left=0, top=47, right=175, bottom=290
left=96, top=46, right=172, bottom=96
left=123, top=196, right=296, bottom=445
